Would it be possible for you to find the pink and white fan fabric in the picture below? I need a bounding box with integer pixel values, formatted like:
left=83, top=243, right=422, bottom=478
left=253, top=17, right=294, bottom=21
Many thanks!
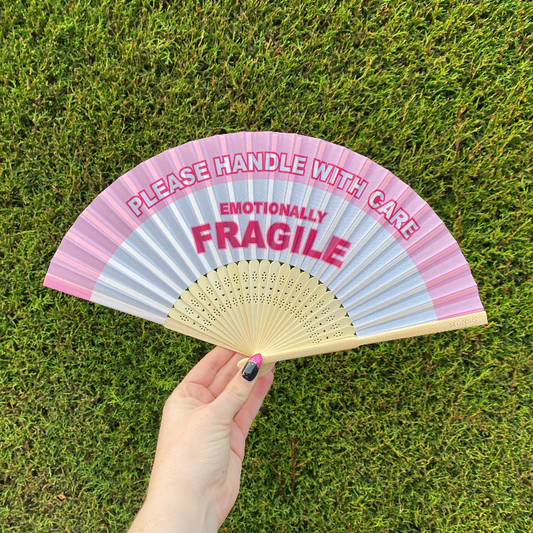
left=44, top=132, right=487, bottom=375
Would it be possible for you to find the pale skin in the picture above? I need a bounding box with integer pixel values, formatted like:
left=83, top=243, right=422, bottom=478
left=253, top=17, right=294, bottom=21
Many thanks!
left=129, top=347, right=275, bottom=533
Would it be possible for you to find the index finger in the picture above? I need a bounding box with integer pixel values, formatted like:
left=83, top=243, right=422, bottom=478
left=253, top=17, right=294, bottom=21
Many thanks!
left=180, top=346, right=240, bottom=389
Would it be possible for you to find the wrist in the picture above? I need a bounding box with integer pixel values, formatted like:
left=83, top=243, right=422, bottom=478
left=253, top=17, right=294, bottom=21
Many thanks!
left=129, top=491, right=218, bottom=533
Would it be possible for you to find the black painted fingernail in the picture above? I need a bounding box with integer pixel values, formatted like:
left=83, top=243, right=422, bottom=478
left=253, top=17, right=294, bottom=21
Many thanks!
left=242, top=353, right=262, bottom=381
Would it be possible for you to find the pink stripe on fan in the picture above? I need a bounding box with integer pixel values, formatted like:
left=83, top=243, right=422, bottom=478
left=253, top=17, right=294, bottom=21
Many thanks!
left=434, top=300, right=485, bottom=321
left=427, top=269, right=478, bottom=300
left=43, top=272, right=94, bottom=300
left=406, top=227, right=452, bottom=264
left=83, top=210, right=124, bottom=245
left=52, top=235, right=109, bottom=273
left=54, top=252, right=101, bottom=278
left=431, top=286, right=484, bottom=320
left=67, top=232, right=110, bottom=262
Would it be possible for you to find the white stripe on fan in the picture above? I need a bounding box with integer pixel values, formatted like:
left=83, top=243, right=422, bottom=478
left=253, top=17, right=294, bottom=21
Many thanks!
left=91, top=289, right=167, bottom=323
left=97, top=271, right=170, bottom=312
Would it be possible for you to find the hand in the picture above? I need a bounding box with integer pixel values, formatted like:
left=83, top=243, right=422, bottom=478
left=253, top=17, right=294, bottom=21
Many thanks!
left=129, top=347, right=274, bottom=533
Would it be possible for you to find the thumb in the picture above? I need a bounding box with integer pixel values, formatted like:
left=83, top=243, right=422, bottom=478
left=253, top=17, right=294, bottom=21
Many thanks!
left=211, top=353, right=263, bottom=422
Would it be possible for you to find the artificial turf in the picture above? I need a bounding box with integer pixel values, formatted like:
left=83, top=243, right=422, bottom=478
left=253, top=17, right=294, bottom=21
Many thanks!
left=1, top=0, right=532, bottom=531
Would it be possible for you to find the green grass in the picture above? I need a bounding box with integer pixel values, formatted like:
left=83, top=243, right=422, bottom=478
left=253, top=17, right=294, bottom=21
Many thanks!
left=1, top=0, right=532, bottom=531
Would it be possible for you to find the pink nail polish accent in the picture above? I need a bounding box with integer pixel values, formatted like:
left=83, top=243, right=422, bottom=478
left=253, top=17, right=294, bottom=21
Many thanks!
left=242, top=353, right=262, bottom=381
left=249, top=353, right=262, bottom=368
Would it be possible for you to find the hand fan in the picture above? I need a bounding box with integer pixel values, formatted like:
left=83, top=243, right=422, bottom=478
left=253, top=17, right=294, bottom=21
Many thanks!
left=44, top=132, right=487, bottom=376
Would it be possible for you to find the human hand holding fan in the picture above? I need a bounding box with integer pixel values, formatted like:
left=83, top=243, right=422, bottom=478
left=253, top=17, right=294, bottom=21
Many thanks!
left=44, top=132, right=486, bottom=376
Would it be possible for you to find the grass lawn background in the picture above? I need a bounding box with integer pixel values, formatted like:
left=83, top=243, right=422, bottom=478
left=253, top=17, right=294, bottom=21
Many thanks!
left=1, top=0, right=532, bottom=531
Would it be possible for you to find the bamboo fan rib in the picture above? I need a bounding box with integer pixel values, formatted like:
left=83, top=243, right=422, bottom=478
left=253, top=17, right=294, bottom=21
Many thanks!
left=164, top=260, right=356, bottom=359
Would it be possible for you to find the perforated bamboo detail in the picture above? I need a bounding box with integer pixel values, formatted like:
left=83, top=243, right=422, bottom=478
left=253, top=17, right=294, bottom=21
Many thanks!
left=164, top=260, right=356, bottom=370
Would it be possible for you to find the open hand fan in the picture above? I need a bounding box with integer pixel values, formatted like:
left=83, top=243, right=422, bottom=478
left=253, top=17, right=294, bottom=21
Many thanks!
left=44, top=132, right=487, bottom=376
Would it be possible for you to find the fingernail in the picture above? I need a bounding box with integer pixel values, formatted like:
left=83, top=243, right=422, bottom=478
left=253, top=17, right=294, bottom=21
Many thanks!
left=242, top=353, right=262, bottom=381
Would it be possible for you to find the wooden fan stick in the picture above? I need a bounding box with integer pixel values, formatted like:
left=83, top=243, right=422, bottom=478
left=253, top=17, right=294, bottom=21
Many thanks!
left=237, top=311, right=488, bottom=369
